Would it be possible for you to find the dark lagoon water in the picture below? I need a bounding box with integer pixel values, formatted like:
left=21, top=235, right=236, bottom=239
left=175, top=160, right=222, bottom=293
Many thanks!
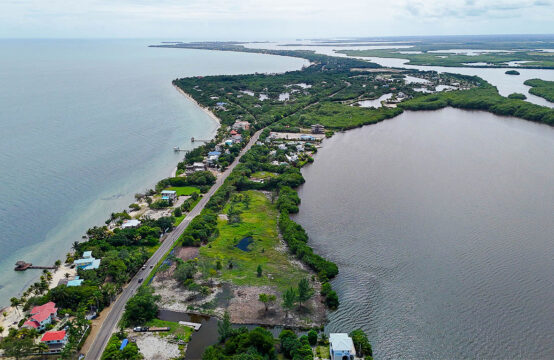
left=293, top=108, right=554, bottom=359
left=0, top=39, right=307, bottom=307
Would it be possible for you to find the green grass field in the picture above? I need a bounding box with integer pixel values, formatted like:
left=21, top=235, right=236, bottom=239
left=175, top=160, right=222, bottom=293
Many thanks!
left=199, top=190, right=308, bottom=290
left=167, top=186, right=201, bottom=196
left=145, top=319, right=193, bottom=342
left=250, top=171, right=278, bottom=179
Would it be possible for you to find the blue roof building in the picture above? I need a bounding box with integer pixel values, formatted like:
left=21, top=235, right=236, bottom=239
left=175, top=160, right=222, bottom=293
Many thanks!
left=67, top=276, right=83, bottom=287
left=74, top=252, right=101, bottom=270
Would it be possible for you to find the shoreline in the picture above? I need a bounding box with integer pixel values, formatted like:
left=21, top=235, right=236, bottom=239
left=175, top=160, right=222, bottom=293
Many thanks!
left=0, top=86, right=223, bottom=337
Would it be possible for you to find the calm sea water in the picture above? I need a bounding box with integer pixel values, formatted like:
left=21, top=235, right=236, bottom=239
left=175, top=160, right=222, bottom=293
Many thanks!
left=0, top=39, right=307, bottom=307
left=294, top=108, right=554, bottom=359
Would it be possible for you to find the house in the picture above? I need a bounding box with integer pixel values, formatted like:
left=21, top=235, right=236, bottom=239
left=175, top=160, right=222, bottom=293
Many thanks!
left=224, top=139, right=234, bottom=146
left=286, top=154, right=299, bottom=163
left=311, top=124, right=325, bottom=134
left=161, top=190, right=177, bottom=202
left=121, top=219, right=141, bottom=229
left=232, top=134, right=243, bottom=143
left=73, top=251, right=101, bottom=270
left=193, top=162, right=206, bottom=172
left=208, top=151, right=221, bottom=158
left=41, top=330, right=68, bottom=353
left=232, top=120, right=250, bottom=131
left=296, top=144, right=304, bottom=152
left=207, top=151, right=221, bottom=166
left=278, top=144, right=287, bottom=150
left=229, top=130, right=238, bottom=136
left=300, top=134, right=315, bottom=141
left=329, top=333, right=356, bottom=360
left=67, top=276, right=83, bottom=287
left=23, top=302, right=58, bottom=331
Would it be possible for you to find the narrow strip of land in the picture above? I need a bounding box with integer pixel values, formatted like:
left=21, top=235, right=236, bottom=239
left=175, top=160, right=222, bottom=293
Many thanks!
left=85, top=129, right=262, bottom=360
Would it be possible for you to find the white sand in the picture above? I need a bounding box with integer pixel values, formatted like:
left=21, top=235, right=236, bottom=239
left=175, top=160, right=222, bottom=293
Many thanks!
left=133, top=332, right=181, bottom=360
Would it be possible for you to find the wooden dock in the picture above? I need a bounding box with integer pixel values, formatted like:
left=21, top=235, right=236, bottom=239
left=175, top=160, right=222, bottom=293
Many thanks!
left=14, top=261, right=56, bottom=271
left=179, top=321, right=202, bottom=331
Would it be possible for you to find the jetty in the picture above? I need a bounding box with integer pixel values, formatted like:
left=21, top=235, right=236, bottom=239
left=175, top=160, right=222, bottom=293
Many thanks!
left=178, top=321, right=202, bottom=331
left=173, top=146, right=188, bottom=152
left=14, top=261, right=56, bottom=271
left=191, top=137, right=210, bottom=143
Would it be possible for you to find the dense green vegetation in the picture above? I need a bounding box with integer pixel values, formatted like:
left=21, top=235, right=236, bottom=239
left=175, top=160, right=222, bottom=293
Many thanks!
left=122, top=286, right=161, bottom=326
left=399, top=83, right=554, bottom=125
left=508, top=93, right=527, bottom=100
left=338, top=46, right=554, bottom=69
left=102, top=332, right=143, bottom=360
left=505, top=70, right=520, bottom=75
left=524, top=78, right=554, bottom=103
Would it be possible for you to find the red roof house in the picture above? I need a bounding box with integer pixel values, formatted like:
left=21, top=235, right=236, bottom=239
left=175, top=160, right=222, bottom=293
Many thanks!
left=23, top=302, right=58, bottom=331
left=230, top=130, right=238, bottom=135
left=41, top=330, right=67, bottom=343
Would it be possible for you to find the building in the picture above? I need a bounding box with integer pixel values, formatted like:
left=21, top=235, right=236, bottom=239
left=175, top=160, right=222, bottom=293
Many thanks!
left=296, top=144, right=304, bottom=152
left=232, top=134, right=243, bottom=143
left=23, top=302, right=58, bottom=331
left=300, top=134, right=315, bottom=141
left=207, top=151, right=221, bottom=167
left=73, top=251, right=101, bottom=270
left=121, top=219, right=141, bottom=229
left=67, top=276, right=84, bottom=287
left=232, top=120, right=250, bottom=131
left=329, top=333, right=356, bottom=360
left=40, top=330, right=68, bottom=353
left=311, top=124, right=325, bottom=134
left=229, top=130, right=238, bottom=136
left=161, top=190, right=177, bottom=202
left=278, top=144, right=287, bottom=150
left=224, top=139, right=234, bottom=146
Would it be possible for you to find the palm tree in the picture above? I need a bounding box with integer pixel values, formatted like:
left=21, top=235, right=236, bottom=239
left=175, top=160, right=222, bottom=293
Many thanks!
left=72, top=241, right=80, bottom=251
left=10, top=297, right=20, bottom=315
left=64, top=272, right=70, bottom=279
left=35, top=342, right=49, bottom=358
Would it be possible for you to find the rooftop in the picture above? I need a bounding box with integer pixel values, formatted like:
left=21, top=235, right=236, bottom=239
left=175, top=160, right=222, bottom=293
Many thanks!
left=41, top=330, right=67, bottom=342
left=329, top=333, right=355, bottom=352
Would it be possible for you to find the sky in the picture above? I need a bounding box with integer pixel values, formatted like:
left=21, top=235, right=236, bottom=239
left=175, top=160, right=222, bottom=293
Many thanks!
left=0, top=0, right=553, bottom=39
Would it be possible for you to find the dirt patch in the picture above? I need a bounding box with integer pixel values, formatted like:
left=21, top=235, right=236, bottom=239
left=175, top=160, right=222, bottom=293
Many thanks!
left=176, top=246, right=199, bottom=261
left=228, top=283, right=326, bottom=328
left=132, top=332, right=182, bottom=360
left=152, top=277, right=224, bottom=316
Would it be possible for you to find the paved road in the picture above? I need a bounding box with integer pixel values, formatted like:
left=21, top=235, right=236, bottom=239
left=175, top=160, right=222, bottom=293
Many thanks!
left=85, top=130, right=262, bottom=359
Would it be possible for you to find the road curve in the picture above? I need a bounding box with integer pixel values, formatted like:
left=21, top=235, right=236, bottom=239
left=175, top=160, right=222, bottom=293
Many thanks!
left=85, top=130, right=262, bottom=359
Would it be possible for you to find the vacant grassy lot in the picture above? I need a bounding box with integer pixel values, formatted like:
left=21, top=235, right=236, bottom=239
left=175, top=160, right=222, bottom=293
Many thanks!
left=250, top=171, right=278, bottom=179
left=199, top=190, right=308, bottom=290
left=167, top=186, right=200, bottom=196
left=145, top=319, right=193, bottom=342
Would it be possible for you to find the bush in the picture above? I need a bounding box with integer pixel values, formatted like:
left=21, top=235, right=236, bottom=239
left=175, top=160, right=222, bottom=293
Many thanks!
left=307, top=329, right=318, bottom=346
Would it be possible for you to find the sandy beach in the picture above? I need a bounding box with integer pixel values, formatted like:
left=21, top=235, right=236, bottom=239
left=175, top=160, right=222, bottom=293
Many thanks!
left=173, top=84, right=221, bottom=127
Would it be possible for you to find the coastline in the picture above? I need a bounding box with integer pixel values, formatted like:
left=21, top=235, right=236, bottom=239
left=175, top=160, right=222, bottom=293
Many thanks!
left=0, top=86, right=223, bottom=337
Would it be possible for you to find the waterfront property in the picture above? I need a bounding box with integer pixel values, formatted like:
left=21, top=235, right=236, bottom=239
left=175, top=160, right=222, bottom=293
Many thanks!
left=73, top=251, right=101, bottom=270
left=232, top=120, right=250, bottom=131
left=161, top=190, right=177, bottom=202
left=121, top=219, right=141, bottom=229
left=23, top=302, right=58, bottom=331
left=67, top=276, right=84, bottom=287
left=40, top=330, right=68, bottom=353
left=329, top=333, right=356, bottom=360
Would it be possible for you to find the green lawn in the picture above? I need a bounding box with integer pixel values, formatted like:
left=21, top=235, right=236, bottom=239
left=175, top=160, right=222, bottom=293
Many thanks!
left=250, top=171, right=278, bottom=180
left=199, top=190, right=308, bottom=290
left=167, top=186, right=201, bottom=196
left=145, top=319, right=193, bottom=342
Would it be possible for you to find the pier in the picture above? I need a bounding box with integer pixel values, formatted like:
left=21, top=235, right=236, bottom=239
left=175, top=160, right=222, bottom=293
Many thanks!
left=14, top=261, right=56, bottom=271
left=191, top=137, right=210, bottom=143
left=178, top=321, right=202, bottom=331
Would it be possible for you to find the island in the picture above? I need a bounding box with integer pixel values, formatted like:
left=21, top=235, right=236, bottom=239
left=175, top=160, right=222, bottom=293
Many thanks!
left=505, top=70, right=520, bottom=75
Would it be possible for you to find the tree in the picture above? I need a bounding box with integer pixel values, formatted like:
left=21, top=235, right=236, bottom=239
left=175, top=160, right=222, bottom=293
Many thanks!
left=217, top=311, right=232, bottom=343
left=349, top=329, right=373, bottom=358
left=123, top=287, right=160, bottom=326
left=256, top=264, right=262, bottom=278
left=258, top=293, right=276, bottom=312
left=282, top=287, right=297, bottom=318
left=307, top=329, right=318, bottom=346
left=54, top=259, right=62, bottom=268
left=72, top=241, right=80, bottom=251
left=297, top=279, right=313, bottom=307
left=9, top=297, right=20, bottom=315
left=0, top=330, right=35, bottom=359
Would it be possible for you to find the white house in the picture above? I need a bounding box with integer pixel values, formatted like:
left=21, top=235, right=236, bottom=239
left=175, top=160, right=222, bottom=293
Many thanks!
left=278, top=144, right=287, bottom=150
left=121, top=219, right=141, bottom=229
left=161, top=190, right=177, bottom=202
left=23, top=302, right=58, bottom=331
left=329, top=333, right=356, bottom=360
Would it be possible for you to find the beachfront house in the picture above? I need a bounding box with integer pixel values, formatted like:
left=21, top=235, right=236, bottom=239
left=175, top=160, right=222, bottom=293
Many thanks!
left=207, top=151, right=221, bottom=167
left=73, top=251, right=101, bottom=270
left=23, top=302, right=58, bottom=331
left=311, top=124, right=325, bottom=134
left=329, top=333, right=356, bottom=360
left=121, top=219, right=141, bottom=229
left=40, top=330, right=68, bottom=353
left=161, top=190, right=177, bottom=202
left=232, top=120, right=250, bottom=131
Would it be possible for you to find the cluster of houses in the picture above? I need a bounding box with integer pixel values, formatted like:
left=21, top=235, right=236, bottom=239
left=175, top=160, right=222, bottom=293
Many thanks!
left=21, top=301, right=69, bottom=354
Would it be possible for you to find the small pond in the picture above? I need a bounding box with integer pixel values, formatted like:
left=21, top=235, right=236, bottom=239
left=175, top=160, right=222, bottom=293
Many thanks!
left=235, top=236, right=253, bottom=251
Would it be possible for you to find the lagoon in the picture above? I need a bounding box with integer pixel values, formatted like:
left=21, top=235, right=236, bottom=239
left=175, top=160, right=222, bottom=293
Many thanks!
left=294, top=108, right=554, bottom=359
